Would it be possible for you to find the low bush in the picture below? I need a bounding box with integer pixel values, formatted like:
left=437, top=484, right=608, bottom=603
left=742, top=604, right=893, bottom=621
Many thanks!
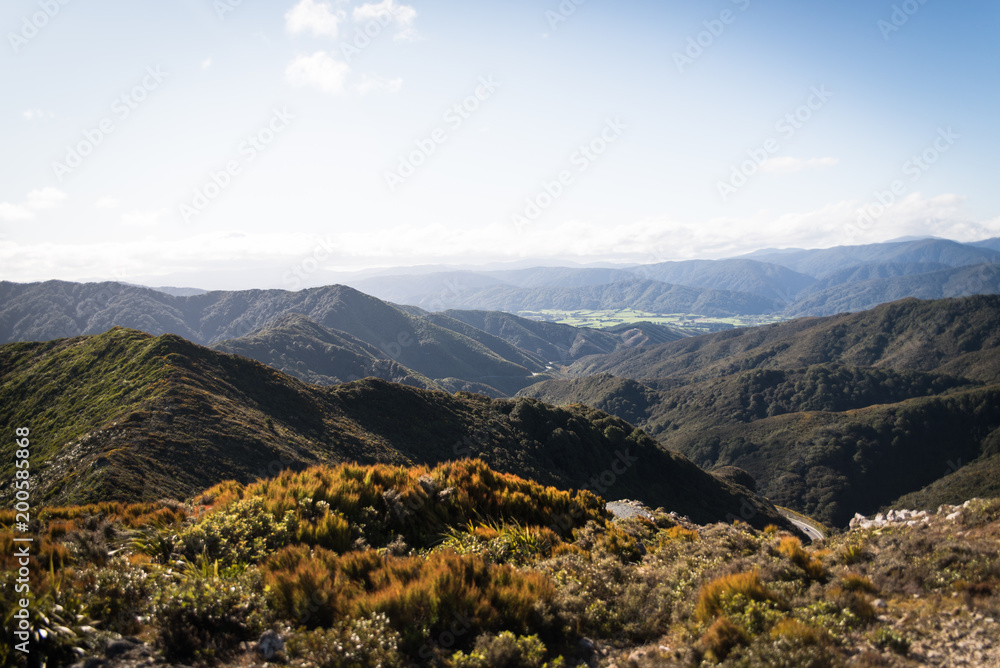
left=285, top=612, right=403, bottom=667
left=699, top=616, right=748, bottom=662
left=777, top=536, right=828, bottom=581
left=695, top=570, right=780, bottom=625
left=151, top=559, right=270, bottom=662
left=450, top=631, right=549, bottom=668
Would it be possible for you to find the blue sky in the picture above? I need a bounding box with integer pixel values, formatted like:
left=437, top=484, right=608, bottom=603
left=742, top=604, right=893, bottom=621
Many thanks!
left=2, top=0, right=998, bottom=288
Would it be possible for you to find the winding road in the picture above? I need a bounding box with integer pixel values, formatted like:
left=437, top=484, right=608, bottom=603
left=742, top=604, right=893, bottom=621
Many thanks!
left=782, top=512, right=826, bottom=542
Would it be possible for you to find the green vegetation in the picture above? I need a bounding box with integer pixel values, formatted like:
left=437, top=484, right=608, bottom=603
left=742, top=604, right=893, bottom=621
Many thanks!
left=214, top=312, right=444, bottom=390
left=519, top=309, right=787, bottom=333
left=3, top=467, right=997, bottom=667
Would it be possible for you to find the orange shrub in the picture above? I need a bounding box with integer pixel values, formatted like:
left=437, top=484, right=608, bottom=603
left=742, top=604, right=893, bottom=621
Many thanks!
left=778, top=536, right=828, bottom=581
left=265, top=546, right=558, bottom=656
left=696, top=570, right=779, bottom=625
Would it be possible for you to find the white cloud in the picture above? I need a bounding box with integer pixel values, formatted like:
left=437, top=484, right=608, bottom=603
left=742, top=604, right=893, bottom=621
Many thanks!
left=121, top=209, right=167, bottom=228
left=308, top=193, right=1000, bottom=266
left=356, top=74, right=402, bottom=95
left=285, top=0, right=344, bottom=38
left=0, top=203, right=32, bottom=221
left=2, top=195, right=997, bottom=287
left=201, top=58, right=213, bottom=70
left=353, top=0, right=416, bottom=25
left=25, top=188, right=67, bottom=210
left=352, top=0, right=417, bottom=40
left=96, top=197, right=121, bottom=209
left=22, top=109, right=54, bottom=121
left=0, top=188, right=67, bottom=221
left=285, top=51, right=350, bottom=94
left=760, top=156, right=839, bottom=174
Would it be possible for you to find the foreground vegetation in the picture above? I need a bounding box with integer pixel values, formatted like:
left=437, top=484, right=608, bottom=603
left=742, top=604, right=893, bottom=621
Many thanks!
left=2, top=460, right=998, bottom=667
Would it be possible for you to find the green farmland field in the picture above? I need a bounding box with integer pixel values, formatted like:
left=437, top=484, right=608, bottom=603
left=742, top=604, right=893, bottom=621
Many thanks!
left=518, top=308, right=789, bottom=333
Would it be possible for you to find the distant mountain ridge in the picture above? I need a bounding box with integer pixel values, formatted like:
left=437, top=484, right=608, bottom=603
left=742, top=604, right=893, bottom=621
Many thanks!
left=343, top=238, right=1000, bottom=318
left=785, top=263, right=1000, bottom=317
left=744, top=238, right=1000, bottom=277
left=414, top=279, right=783, bottom=316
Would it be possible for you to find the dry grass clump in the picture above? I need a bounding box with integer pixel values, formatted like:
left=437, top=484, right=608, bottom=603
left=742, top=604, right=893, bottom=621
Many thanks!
left=777, top=535, right=828, bottom=581
left=265, top=546, right=558, bottom=655
left=699, top=616, right=748, bottom=662
left=695, top=570, right=780, bottom=625
left=840, top=573, right=878, bottom=593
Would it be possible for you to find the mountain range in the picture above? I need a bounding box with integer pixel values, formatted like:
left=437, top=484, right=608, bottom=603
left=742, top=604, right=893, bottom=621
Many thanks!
left=3, top=236, right=1000, bottom=534
left=346, top=238, right=1000, bottom=318
left=0, top=280, right=676, bottom=397
left=0, top=326, right=790, bottom=530
left=520, top=295, right=1000, bottom=526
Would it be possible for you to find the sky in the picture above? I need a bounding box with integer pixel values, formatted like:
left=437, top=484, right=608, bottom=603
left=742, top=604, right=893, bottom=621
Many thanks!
left=1, top=0, right=999, bottom=289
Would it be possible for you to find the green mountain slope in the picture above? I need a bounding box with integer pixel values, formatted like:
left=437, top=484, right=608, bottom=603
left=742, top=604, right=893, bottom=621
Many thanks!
left=524, top=297, right=1000, bottom=525
left=437, top=279, right=782, bottom=316
left=631, top=259, right=816, bottom=302
left=570, top=296, right=1000, bottom=384
left=0, top=327, right=790, bottom=529
left=522, top=368, right=1000, bottom=526
left=602, top=321, right=690, bottom=346
left=800, top=261, right=951, bottom=294
left=785, top=263, right=1000, bottom=317
left=438, top=309, right=679, bottom=364
left=892, top=452, right=1000, bottom=511
left=212, top=313, right=441, bottom=390
left=745, top=238, right=1000, bottom=277
left=0, top=281, right=545, bottom=392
